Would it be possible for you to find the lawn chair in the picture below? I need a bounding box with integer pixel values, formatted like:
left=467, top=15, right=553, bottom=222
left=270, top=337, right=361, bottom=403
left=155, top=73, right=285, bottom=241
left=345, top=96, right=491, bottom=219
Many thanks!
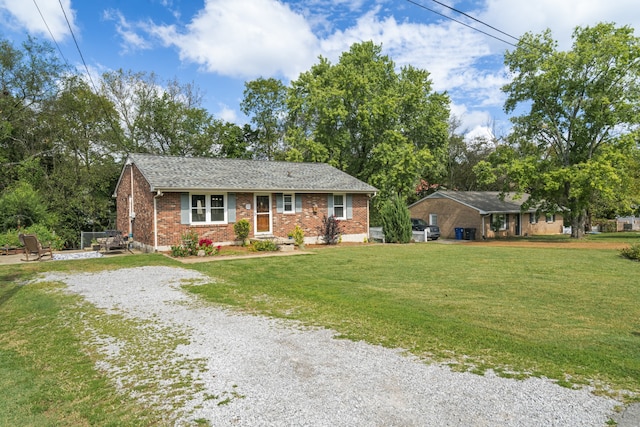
left=18, top=233, right=53, bottom=261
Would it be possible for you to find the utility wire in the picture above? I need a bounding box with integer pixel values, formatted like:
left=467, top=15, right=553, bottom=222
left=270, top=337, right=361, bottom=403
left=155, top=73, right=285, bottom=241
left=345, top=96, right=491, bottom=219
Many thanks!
left=404, top=0, right=518, bottom=47
left=428, top=0, right=520, bottom=42
left=32, top=0, right=69, bottom=64
left=57, top=0, right=100, bottom=94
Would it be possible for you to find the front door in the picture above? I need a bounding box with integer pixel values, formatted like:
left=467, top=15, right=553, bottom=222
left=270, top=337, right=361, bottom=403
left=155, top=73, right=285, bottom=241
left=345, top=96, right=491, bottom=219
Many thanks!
left=515, top=213, right=521, bottom=236
left=255, top=194, right=272, bottom=234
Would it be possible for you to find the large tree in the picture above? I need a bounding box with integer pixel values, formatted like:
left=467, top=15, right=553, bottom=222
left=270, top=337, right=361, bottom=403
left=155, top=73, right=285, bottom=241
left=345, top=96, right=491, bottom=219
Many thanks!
left=285, top=41, right=450, bottom=202
left=483, top=23, right=640, bottom=238
left=0, top=37, right=66, bottom=189
left=240, top=77, right=288, bottom=160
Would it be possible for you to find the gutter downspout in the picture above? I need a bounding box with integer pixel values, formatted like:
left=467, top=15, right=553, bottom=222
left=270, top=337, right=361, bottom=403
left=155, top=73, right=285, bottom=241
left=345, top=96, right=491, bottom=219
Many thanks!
left=153, top=190, right=163, bottom=252
left=129, top=164, right=135, bottom=238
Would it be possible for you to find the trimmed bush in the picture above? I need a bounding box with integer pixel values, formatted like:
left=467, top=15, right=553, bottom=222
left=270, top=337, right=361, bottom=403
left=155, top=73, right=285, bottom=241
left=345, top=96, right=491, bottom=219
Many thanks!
left=620, top=243, right=640, bottom=261
left=380, top=196, right=412, bottom=243
left=234, top=219, right=251, bottom=245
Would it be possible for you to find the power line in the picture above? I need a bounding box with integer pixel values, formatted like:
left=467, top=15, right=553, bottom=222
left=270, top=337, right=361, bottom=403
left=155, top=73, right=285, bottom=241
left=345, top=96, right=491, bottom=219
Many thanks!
left=32, top=0, right=69, bottom=64
left=404, top=0, right=518, bottom=47
left=428, top=0, right=520, bottom=42
left=57, top=0, right=100, bottom=94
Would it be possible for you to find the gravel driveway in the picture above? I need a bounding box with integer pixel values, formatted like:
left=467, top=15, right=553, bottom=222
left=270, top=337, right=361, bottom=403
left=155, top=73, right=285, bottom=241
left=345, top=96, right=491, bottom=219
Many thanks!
left=40, top=266, right=622, bottom=426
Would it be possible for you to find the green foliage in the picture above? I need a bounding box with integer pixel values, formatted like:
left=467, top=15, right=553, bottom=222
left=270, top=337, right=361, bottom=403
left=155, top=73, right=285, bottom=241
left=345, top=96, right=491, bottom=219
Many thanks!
left=0, top=224, right=64, bottom=250
left=0, top=180, right=51, bottom=230
left=379, top=196, right=412, bottom=243
left=318, top=215, right=342, bottom=245
left=620, top=243, right=640, bottom=261
left=233, top=219, right=251, bottom=244
left=241, top=77, right=288, bottom=160
left=288, top=225, right=305, bottom=247
left=250, top=239, right=278, bottom=252
left=285, top=41, right=450, bottom=198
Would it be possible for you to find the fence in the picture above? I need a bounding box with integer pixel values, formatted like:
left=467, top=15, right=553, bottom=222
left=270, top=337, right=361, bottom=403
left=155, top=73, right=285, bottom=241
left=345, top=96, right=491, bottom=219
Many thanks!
left=79, top=231, right=108, bottom=249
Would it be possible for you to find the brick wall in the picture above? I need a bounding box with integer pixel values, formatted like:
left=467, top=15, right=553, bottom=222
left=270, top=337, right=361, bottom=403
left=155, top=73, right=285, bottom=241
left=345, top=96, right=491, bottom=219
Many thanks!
left=115, top=164, right=155, bottom=248
left=410, top=198, right=484, bottom=239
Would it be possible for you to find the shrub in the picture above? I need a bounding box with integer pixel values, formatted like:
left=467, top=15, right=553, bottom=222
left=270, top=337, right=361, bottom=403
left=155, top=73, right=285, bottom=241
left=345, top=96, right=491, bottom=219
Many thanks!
left=288, top=225, right=305, bottom=247
left=318, top=215, right=342, bottom=245
left=0, top=224, right=64, bottom=250
left=251, top=239, right=278, bottom=252
left=620, top=243, right=640, bottom=261
left=234, top=219, right=251, bottom=245
left=379, top=196, right=412, bottom=244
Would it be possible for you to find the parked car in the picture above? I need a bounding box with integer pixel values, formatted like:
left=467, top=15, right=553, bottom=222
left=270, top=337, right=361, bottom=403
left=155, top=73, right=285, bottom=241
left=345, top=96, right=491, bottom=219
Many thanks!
left=411, top=218, right=440, bottom=240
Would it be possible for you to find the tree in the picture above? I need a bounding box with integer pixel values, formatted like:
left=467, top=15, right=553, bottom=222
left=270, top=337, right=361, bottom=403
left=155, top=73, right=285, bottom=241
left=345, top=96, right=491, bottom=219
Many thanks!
left=286, top=41, right=450, bottom=204
left=240, top=77, right=288, bottom=160
left=41, top=76, right=123, bottom=245
left=0, top=37, right=66, bottom=189
left=486, top=23, right=640, bottom=238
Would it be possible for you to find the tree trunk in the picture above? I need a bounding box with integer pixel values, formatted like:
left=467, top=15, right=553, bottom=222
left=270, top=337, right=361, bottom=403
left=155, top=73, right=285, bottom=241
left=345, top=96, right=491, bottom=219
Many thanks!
left=570, top=210, right=586, bottom=239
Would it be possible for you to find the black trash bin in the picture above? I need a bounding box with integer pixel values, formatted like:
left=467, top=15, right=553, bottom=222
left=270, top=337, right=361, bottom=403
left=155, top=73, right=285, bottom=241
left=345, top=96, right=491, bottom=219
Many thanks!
left=464, top=227, right=476, bottom=240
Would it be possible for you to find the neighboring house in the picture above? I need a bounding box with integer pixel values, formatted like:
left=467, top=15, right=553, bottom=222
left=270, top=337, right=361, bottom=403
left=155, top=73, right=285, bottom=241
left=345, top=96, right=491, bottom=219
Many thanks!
left=114, top=153, right=378, bottom=252
left=616, top=216, right=640, bottom=232
left=408, top=191, right=565, bottom=240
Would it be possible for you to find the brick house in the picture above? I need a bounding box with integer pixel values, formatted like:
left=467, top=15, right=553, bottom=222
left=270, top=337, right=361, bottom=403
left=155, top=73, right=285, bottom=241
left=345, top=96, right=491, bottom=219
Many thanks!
left=408, top=191, right=565, bottom=240
left=114, top=153, right=377, bottom=252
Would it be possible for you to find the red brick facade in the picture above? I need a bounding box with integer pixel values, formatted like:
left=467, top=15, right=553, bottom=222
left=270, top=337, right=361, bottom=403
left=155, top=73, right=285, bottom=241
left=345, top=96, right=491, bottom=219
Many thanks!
left=116, top=164, right=371, bottom=251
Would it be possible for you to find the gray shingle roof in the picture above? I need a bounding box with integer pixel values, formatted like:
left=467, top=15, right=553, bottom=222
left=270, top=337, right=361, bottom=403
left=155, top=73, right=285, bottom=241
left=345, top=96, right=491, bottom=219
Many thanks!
left=420, top=191, right=535, bottom=214
left=126, top=153, right=377, bottom=193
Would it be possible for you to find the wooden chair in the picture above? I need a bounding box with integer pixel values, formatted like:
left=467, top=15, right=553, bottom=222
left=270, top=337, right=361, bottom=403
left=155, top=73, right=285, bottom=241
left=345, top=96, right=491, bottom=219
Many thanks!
left=18, top=233, right=53, bottom=261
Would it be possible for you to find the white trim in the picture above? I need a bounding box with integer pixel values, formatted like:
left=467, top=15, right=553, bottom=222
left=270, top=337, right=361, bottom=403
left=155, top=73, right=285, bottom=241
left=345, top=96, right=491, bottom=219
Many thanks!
left=189, top=192, right=228, bottom=225
left=332, top=193, right=346, bottom=220
left=283, top=193, right=295, bottom=214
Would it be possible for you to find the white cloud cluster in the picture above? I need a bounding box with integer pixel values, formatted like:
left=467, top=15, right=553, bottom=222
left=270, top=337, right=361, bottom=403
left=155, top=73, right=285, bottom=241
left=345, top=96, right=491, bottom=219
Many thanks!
left=145, top=0, right=319, bottom=80
left=0, top=0, right=75, bottom=41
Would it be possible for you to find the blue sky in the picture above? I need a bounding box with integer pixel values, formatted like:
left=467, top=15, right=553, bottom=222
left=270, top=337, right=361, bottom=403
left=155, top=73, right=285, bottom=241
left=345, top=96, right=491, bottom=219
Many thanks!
left=1, top=0, right=639, bottom=139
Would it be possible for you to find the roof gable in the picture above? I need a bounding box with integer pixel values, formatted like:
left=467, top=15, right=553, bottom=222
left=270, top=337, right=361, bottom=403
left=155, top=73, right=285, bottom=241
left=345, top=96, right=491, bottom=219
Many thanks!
left=124, top=153, right=378, bottom=193
left=415, top=191, right=535, bottom=214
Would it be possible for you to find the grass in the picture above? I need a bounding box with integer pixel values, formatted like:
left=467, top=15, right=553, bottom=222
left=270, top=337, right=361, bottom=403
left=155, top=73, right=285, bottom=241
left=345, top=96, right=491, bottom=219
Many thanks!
left=1, top=238, right=639, bottom=425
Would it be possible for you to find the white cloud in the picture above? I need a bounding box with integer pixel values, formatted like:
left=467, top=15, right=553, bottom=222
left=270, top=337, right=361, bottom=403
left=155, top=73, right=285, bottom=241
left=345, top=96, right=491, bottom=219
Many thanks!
left=103, top=9, right=151, bottom=53
left=216, top=105, right=238, bottom=123
left=0, top=0, right=76, bottom=41
left=145, top=0, right=319, bottom=80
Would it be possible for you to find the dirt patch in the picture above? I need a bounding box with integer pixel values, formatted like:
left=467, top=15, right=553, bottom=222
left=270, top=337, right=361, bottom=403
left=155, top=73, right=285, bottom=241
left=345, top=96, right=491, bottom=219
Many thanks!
left=464, top=240, right=628, bottom=250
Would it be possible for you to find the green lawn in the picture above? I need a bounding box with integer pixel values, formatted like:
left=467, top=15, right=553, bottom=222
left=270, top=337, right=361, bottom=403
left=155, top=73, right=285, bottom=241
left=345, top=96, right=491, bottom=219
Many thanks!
left=186, top=242, right=640, bottom=394
left=1, top=240, right=639, bottom=425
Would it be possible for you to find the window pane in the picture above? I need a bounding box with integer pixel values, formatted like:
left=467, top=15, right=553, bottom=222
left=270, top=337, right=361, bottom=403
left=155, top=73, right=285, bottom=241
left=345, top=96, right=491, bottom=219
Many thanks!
left=192, top=195, right=206, bottom=222
left=211, top=195, right=224, bottom=208
left=211, top=208, right=224, bottom=222
left=284, top=194, right=293, bottom=212
left=333, top=194, right=343, bottom=206
left=334, top=206, right=344, bottom=218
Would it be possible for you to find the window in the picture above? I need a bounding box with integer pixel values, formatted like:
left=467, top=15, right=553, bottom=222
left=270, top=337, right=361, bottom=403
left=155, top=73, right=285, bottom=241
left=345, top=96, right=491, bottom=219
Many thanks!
left=493, top=214, right=508, bottom=231
left=333, top=194, right=345, bottom=219
left=529, top=213, right=538, bottom=224
left=546, top=213, right=555, bottom=223
left=429, top=214, right=438, bottom=226
left=191, top=193, right=226, bottom=224
left=283, top=194, right=294, bottom=214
